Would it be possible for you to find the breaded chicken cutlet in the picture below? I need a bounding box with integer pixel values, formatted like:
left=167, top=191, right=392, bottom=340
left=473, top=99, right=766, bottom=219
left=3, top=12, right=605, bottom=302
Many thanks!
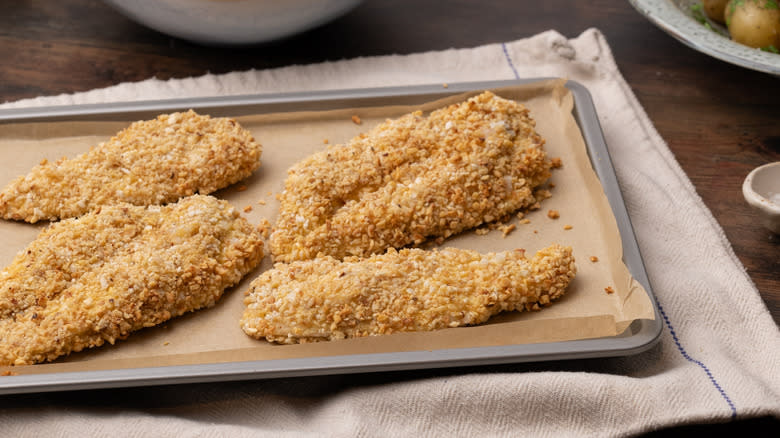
left=0, top=110, right=261, bottom=223
left=270, top=91, right=551, bottom=262
left=0, top=195, right=263, bottom=366
left=241, top=244, right=575, bottom=344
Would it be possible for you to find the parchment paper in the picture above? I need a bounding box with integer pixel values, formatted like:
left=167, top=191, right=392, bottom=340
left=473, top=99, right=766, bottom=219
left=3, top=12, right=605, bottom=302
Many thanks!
left=0, top=79, right=654, bottom=375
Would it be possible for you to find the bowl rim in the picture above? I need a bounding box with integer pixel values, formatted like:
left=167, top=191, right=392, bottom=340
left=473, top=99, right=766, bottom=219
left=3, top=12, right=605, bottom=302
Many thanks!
left=742, top=161, right=780, bottom=233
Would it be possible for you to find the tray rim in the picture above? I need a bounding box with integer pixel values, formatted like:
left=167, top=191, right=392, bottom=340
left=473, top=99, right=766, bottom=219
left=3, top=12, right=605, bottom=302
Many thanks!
left=0, top=79, right=662, bottom=394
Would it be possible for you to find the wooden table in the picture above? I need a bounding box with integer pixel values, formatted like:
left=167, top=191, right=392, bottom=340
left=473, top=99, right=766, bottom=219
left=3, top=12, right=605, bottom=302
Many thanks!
left=0, top=0, right=777, bottom=433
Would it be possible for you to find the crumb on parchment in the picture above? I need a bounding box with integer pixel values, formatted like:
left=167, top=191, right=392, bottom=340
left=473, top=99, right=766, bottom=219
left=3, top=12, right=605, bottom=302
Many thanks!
left=547, top=209, right=560, bottom=219
left=499, top=224, right=516, bottom=237
left=605, top=286, right=615, bottom=294
left=257, top=218, right=272, bottom=239
left=590, top=256, right=599, bottom=262
left=351, top=115, right=362, bottom=125
left=535, top=189, right=552, bottom=200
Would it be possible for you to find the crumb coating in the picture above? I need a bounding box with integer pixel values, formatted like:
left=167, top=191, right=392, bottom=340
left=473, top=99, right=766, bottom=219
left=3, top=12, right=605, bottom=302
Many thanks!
left=0, top=195, right=264, bottom=365
left=270, top=91, right=550, bottom=262
left=242, top=244, right=575, bottom=344
left=0, top=110, right=261, bottom=223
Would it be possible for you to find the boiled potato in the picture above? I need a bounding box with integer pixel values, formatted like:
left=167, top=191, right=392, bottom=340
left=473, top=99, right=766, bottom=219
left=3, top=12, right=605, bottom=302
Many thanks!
left=703, top=0, right=730, bottom=24
left=726, top=0, right=780, bottom=49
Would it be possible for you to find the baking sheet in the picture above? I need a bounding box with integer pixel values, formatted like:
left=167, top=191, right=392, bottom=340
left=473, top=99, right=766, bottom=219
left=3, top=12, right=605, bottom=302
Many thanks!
left=0, top=79, right=661, bottom=393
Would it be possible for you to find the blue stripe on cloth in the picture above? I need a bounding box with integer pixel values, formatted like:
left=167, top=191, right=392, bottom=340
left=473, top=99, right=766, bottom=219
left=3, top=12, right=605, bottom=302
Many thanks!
left=501, top=42, right=520, bottom=79
left=499, top=39, right=738, bottom=420
left=657, top=301, right=737, bottom=419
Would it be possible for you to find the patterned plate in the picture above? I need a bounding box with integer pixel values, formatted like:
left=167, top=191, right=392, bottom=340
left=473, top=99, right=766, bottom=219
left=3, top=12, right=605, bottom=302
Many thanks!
left=628, top=0, right=780, bottom=76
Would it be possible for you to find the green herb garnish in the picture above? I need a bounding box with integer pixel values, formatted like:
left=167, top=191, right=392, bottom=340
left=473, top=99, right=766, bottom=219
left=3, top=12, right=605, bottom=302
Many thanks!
left=691, top=3, right=708, bottom=24
left=760, top=45, right=779, bottom=53
left=690, top=2, right=717, bottom=32
left=727, top=0, right=745, bottom=27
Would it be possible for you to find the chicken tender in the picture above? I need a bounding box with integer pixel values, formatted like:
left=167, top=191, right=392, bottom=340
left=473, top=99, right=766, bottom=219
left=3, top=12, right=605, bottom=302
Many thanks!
left=0, top=195, right=263, bottom=366
left=270, top=91, right=551, bottom=262
left=241, top=244, right=575, bottom=344
left=0, top=110, right=261, bottom=223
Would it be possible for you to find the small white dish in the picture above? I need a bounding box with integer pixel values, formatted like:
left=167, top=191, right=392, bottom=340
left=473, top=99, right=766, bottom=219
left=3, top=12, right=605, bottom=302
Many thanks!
left=743, top=162, right=780, bottom=234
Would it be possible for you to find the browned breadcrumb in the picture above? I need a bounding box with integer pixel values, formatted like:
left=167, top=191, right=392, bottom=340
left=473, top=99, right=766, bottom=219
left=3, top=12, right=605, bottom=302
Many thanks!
left=590, top=256, right=599, bottom=262
left=516, top=211, right=525, bottom=220
left=605, top=286, right=615, bottom=294
left=551, top=157, right=563, bottom=169
left=500, top=224, right=516, bottom=237
left=475, top=228, right=490, bottom=235
left=270, top=91, right=551, bottom=262
left=528, top=202, right=541, bottom=211
left=163, top=342, right=170, bottom=346
left=549, top=182, right=556, bottom=188
left=274, top=193, right=282, bottom=201
left=257, top=218, right=272, bottom=239
left=243, top=205, right=253, bottom=213
left=442, top=83, right=449, bottom=88
left=0, top=195, right=264, bottom=366
left=0, top=110, right=262, bottom=223
left=564, top=224, right=573, bottom=230
left=547, top=209, right=560, bottom=219
left=1, top=370, right=16, bottom=376
left=520, top=218, right=531, bottom=224
left=241, top=244, right=576, bottom=343
left=323, top=139, right=329, bottom=144
left=237, top=185, right=248, bottom=192
left=535, top=189, right=552, bottom=200
left=257, top=199, right=266, bottom=206
left=533, top=230, right=538, bottom=234
left=351, top=115, right=362, bottom=125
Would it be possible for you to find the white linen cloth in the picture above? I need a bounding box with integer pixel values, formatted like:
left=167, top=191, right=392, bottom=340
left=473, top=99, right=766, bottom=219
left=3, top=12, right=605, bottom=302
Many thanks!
left=0, top=29, right=778, bottom=437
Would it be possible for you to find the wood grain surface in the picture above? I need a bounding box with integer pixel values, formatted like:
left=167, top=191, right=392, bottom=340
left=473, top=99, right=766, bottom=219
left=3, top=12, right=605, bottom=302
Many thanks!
left=0, top=0, right=777, bottom=433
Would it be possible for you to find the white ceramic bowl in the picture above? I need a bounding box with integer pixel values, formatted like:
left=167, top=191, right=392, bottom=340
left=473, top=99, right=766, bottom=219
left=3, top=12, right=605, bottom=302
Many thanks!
left=743, top=162, right=780, bottom=234
left=102, top=0, right=363, bottom=46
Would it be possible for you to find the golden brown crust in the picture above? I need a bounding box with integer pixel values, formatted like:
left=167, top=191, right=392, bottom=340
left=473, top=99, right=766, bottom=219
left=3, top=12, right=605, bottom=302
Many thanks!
left=0, top=195, right=264, bottom=366
left=269, top=91, right=551, bottom=262
left=0, top=110, right=261, bottom=223
left=241, top=244, right=576, bottom=344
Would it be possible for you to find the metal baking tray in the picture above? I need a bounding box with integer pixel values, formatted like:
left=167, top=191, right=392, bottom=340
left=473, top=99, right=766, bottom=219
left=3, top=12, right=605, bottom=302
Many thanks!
left=0, top=79, right=662, bottom=394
